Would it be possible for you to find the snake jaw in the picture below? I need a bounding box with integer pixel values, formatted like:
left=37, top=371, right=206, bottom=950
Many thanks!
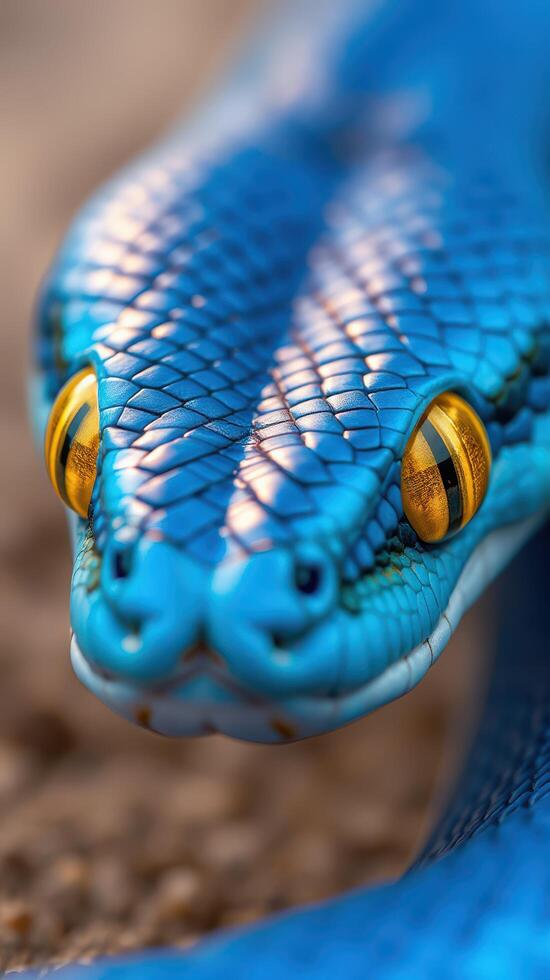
left=69, top=509, right=542, bottom=742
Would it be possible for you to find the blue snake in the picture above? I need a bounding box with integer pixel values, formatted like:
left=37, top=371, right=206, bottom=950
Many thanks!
left=25, top=0, right=550, bottom=976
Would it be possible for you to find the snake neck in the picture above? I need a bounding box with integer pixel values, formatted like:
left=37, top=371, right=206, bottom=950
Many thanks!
left=419, top=519, right=550, bottom=864
left=222, top=0, right=550, bottom=168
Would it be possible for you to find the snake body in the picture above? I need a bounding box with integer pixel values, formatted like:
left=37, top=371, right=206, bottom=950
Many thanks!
left=26, top=0, right=550, bottom=975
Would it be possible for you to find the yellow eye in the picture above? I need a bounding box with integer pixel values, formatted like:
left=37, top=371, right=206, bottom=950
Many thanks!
left=401, top=392, right=491, bottom=543
left=44, top=367, right=99, bottom=519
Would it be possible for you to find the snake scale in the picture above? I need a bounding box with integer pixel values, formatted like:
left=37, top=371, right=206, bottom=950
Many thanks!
left=24, top=0, right=550, bottom=976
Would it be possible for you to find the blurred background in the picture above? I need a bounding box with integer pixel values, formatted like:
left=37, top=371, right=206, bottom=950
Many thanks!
left=0, top=1, right=487, bottom=971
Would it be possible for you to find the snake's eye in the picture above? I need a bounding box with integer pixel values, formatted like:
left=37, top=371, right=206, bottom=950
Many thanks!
left=44, top=367, right=99, bottom=519
left=401, top=392, right=491, bottom=543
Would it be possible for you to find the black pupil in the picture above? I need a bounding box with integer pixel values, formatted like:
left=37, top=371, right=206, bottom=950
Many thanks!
left=113, top=548, right=132, bottom=580
left=295, top=563, right=322, bottom=595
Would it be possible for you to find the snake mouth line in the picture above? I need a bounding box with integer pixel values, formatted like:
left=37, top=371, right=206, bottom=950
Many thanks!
left=71, top=643, right=272, bottom=706
left=70, top=513, right=541, bottom=742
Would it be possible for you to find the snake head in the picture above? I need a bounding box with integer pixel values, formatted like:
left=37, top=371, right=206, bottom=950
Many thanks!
left=39, top=145, right=550, bottom=741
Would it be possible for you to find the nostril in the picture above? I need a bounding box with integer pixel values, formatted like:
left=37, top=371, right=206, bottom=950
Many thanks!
left=112, top=546, right=133, bottom=581
left=295, top=561, right=323, bottom=595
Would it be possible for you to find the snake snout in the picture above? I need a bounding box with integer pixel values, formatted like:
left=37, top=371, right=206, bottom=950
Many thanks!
left=207, top=544, right=339, bottom=696
left=71, top=538, right=208, bottom=683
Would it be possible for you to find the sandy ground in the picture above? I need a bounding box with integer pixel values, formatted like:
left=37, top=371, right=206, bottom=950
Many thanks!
left=0, top=2, right=487, bottom=971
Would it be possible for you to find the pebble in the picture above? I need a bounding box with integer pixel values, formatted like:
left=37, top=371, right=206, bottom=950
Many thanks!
left=0, top=900, right=33, bottom=939
left=145, top=868, right=204, bottom=925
